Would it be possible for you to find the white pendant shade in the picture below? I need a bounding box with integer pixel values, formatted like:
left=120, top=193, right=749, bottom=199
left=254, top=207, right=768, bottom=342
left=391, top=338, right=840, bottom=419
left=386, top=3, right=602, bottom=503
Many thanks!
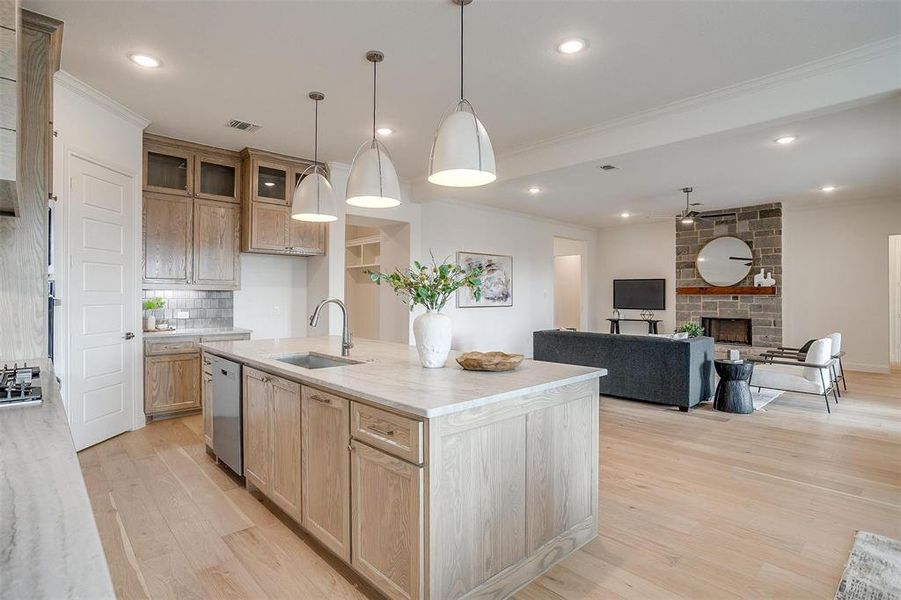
left=291, top=169, right=337, bottom=222
left=428, top=102, right=496, bottom=188
left=345, top=141, right=401, bottom=208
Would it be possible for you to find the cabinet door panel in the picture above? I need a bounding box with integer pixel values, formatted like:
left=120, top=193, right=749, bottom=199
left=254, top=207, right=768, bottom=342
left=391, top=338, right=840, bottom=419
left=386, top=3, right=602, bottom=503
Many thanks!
left=144, top=353, right=201, bottom=415
left=351, top=441, right=423, bottom=600
left=249, top=203, right=288, bottom=252
left=144, top=144, right=193, bottom=196
left=270, top=376, right=302, bottom=521
left=243, top=368, right=271, bottom=493
left=202, top=356, right=213, bottom=448
left=301, top=387, right=350, bottom=560
left=143, top=193, right=193, bottom=283
left=288, top=220, right=327, bottom=255
left=195, top=154, right=240, bottom=202
left=252, top=158, right=289, bottom=205
left=193, top=198, right=240, bottom=287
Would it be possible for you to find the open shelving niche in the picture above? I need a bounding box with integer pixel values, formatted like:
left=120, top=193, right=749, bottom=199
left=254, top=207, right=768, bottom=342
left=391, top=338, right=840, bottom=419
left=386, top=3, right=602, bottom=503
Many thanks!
left=345, top=234, right=381, bottom=270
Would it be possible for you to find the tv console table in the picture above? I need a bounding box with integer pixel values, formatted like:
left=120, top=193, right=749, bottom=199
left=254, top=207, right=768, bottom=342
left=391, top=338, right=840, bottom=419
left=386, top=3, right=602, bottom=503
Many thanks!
left=607, top=318, right=662, bottom=334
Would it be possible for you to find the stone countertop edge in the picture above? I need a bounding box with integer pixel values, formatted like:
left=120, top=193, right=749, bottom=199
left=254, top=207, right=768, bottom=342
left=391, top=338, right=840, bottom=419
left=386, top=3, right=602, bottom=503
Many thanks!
left=143, top=326, right=253, bottom=339
left=200, top=339, right=606, bottom=419
left=0, top=358, right=116, bottom=600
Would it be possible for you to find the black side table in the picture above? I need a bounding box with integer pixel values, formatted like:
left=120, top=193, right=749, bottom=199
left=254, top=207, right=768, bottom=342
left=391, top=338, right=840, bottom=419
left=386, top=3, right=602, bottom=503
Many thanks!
left=607, top=318, right=662, bottom=334
left=714, top=360, right=754, bottom=414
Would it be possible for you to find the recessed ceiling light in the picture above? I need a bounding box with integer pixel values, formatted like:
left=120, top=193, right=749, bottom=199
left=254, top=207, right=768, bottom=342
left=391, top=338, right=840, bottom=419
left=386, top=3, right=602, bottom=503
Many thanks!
left=774, top=135, right=797, bottom=145
left=556, top=38, right=587, bottom=55
left=820, top=185, right=837, bottom=192
left=376, top=127, right=393, bottom=136
left=620, top=212, right=630, bottom=218
left=128, top=53, right=161, bottom=68
left=528, top=187, right=541, bottom=194
left=263, top=182, right=276, bottom=187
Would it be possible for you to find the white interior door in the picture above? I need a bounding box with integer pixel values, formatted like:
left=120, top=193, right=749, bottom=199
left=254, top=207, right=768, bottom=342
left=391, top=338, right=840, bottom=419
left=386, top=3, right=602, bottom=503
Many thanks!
left=67, top=155, right=136, bottom=450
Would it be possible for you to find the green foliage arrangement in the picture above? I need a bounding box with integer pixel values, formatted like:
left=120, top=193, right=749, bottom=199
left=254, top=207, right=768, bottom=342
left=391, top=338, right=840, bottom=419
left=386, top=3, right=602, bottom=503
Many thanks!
left=142, top=297, right=165, bottom=312
left=676, top=321, right=704, bottom=338
left=368, top=254, right=482, bottom=312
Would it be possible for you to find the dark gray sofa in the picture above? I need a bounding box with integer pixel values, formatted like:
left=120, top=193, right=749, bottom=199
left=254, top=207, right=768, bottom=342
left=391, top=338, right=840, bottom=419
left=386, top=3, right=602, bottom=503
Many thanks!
left=533, top=330, right=714, bottom=410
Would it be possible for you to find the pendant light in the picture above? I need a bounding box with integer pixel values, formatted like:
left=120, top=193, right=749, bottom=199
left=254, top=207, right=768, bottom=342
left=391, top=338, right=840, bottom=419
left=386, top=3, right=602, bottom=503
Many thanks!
left=291, top=92, right=338, bottom=222
left=346, top=51, right=401, bottom=208
left=428, top=0, right=496, bottom=188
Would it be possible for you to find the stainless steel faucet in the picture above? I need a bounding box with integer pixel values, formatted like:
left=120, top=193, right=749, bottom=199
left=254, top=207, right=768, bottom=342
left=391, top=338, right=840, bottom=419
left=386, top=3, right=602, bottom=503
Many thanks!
left=309, top=298, right=353, bottom=357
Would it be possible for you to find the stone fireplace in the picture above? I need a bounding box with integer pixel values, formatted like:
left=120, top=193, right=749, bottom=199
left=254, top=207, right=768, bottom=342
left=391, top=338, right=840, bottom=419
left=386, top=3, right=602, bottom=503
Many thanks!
left=675, top=202, right=783, bottom=348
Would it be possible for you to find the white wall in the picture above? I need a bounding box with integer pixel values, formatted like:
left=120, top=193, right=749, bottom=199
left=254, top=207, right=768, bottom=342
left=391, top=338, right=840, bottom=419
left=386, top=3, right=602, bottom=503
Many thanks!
left=891, top=235, right=901, bottom=364
left=418, top=200, right=597, bottom=356
left=783, top=197, right=901, bottom=373
left=233, top=254, right=308, bottom=340
left=53, top=72, right=148, bottom=430
left=595, top=220, right=677, bottom=335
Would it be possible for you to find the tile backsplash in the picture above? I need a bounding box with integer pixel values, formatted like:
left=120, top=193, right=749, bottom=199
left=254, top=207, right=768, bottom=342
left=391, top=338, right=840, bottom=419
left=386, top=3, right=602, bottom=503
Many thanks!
left=142, top=290, right=233, bottom=330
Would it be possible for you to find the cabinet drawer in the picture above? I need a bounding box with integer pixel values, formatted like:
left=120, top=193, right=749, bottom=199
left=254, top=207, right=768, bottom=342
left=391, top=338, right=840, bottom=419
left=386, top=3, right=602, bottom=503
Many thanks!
left=145, top=339, right=198, bottom=355
left=200, top=333, right=251, bottom=343
left=351, top=402, right=423, bottom=465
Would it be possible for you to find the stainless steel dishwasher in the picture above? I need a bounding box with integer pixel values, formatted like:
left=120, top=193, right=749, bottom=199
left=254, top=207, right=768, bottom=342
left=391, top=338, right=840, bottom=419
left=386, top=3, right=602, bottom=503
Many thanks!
left=209, top=354, right=243, bottom=476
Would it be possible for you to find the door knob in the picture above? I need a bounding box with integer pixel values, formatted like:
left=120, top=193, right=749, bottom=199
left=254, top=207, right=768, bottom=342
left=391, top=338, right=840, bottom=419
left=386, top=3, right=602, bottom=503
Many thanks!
left=124, top=332, right=135, bottom=340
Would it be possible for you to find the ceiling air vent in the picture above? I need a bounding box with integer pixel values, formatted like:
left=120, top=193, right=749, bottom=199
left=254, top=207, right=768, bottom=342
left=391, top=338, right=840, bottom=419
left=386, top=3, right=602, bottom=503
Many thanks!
left=226, top=119, right=262, bottom=133
left=599, top=164, right=618, bottom=171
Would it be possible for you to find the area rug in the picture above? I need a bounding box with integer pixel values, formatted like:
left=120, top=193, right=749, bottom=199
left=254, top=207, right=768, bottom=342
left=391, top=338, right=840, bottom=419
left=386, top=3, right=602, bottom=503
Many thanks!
left=751, top=388, right=784, bottom=411
left=835, top=531, right=901, bottom=599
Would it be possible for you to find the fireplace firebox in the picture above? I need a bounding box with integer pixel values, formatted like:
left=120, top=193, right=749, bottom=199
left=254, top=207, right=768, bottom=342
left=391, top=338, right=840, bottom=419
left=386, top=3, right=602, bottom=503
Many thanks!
left=702, top=317, right=752, bottom=345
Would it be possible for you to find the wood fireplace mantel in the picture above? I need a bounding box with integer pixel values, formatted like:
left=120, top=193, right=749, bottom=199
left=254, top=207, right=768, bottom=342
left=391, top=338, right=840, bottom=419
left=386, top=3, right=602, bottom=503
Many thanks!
left=677, top=286, right=777, bottom=296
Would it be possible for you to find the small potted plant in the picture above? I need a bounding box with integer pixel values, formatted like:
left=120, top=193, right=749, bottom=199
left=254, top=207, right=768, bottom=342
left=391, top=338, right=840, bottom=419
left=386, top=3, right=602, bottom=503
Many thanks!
left=142, top=297, right=165, bottom=332
left=675, top=321, right=704, bottom=338
left=369, top=255, right=481, bottom=368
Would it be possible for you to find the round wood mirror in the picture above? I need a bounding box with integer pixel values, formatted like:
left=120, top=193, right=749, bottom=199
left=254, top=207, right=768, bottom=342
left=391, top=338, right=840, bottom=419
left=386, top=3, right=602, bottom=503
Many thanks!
left=696, top=236, right=753, bottom=286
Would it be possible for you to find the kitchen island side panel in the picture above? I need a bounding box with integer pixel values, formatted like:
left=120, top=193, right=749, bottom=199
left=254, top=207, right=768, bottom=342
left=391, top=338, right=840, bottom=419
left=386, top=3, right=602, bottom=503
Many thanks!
left=428, top=378, right=599, bottom=599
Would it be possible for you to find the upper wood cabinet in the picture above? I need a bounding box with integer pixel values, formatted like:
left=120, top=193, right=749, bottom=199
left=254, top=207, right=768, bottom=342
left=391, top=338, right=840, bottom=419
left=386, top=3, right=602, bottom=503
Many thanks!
left=143, top=192, right=193, bottom=285
left=301, top=386, right=351, bottom=561
left=142, top=135, right=241, bottom=290
left=144, top=143, right=194, bottom=196
left=143, top=135, right=240, bottom=203
left=196, top=153, right=240, bottom=203
left=192, top=198, right=240, bottom=287
left=240, top=148, right=328, bottom=257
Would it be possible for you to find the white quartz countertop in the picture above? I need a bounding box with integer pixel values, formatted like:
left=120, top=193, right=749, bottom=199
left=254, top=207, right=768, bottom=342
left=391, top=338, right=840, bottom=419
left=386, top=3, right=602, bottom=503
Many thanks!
left=201, top=336, right=606, bottom=418
left=143, top=326, right=252, bottom=339
left=0, top=358, right=115, bottom=600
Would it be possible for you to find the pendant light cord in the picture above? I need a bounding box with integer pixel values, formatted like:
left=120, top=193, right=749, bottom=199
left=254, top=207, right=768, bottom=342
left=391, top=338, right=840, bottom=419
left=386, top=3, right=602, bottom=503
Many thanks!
left=313, top=99, right=319, bottom=165
left=460, top=0, right=464, bottom=101
left=372, top=59, right=377, bottom=141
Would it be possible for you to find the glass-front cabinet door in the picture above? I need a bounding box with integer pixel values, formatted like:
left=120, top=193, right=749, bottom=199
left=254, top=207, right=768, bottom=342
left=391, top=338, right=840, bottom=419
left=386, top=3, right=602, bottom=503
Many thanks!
left=195, top=154, right=240, bottom=203
left=144, top=144, right=194, bottom=196
left=253, top=159, right=289, bottom=205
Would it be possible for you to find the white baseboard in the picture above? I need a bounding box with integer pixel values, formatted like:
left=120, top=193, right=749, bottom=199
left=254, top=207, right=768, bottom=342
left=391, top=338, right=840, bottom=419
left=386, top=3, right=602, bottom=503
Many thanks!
left=843, top=362, right=891, bottom=374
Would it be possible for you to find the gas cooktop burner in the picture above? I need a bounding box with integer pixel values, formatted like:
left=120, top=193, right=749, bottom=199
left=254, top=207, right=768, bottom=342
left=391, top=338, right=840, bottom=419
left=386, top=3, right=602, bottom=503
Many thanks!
left=0, top=363, right=43, bottom=407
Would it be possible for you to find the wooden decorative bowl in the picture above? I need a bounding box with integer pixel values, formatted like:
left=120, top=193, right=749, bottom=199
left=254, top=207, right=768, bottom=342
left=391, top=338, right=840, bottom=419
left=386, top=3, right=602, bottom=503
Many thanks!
left=456, top=351, right=524, bottom=372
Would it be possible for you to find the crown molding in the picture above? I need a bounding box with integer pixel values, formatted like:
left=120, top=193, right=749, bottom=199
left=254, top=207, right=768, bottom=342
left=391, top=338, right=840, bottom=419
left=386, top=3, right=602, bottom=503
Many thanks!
left=55, top=71, right=151, bottom=129
left=499, top=36, right=901, bottom=163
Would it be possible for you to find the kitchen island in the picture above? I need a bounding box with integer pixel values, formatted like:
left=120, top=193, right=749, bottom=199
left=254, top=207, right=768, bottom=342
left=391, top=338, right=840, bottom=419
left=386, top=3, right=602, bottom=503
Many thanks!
left=201, top=336, right=605, bottom=600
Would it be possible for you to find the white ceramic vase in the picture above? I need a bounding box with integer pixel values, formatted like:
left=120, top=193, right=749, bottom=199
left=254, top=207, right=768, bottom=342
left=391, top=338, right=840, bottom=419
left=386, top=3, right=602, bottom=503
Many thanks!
left=144, top=313, right=156, bottom=332
left=413, top=310, right=452, bottom=368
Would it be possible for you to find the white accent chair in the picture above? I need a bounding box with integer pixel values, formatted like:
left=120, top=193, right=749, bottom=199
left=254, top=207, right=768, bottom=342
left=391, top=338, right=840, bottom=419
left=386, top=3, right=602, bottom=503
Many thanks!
left=764, top=331, right=847, bottom=396
left=749, top=338, right=838, bottom=413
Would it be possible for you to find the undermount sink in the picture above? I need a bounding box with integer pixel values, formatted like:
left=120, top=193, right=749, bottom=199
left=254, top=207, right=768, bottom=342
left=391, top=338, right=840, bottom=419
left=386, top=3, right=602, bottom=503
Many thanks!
left=271, top=352, right=362, bottom=369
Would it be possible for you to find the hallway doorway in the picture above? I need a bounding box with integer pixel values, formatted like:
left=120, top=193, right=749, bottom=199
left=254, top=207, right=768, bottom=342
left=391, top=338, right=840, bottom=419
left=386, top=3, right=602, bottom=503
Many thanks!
left=553, top=237, right=587, bottom=330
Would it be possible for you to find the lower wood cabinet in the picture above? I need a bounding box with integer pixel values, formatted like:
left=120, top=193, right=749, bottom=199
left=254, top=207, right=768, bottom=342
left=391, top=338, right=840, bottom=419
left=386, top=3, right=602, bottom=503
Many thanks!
left=242, top=367, right=302, bottom=521
left=301, top=387, right=351, bottom=561
left=144, top=352, right=201, bottom=416
left=351, top=440, right=423, bottom=600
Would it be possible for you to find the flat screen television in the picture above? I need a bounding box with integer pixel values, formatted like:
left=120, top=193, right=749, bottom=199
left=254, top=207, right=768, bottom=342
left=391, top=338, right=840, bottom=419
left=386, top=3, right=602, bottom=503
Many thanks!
left=613, top=278, right=665, bottom=310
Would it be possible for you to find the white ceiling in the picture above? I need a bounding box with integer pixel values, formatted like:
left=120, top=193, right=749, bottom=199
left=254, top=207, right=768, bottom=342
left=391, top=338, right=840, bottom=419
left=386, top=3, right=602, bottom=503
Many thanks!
left=442, top=93, right=901, bottom=228
left=24, top=0, right=901, bottom=183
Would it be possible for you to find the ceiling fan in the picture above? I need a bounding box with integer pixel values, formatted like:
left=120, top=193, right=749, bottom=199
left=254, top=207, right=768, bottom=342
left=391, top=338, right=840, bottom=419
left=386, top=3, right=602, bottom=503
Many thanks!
left=642, top=187, right=736, bottom=224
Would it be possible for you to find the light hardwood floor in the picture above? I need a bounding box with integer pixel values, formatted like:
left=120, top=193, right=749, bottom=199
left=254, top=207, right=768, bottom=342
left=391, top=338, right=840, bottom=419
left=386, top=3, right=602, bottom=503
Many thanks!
left=79, top=368, right=901, bottom=599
